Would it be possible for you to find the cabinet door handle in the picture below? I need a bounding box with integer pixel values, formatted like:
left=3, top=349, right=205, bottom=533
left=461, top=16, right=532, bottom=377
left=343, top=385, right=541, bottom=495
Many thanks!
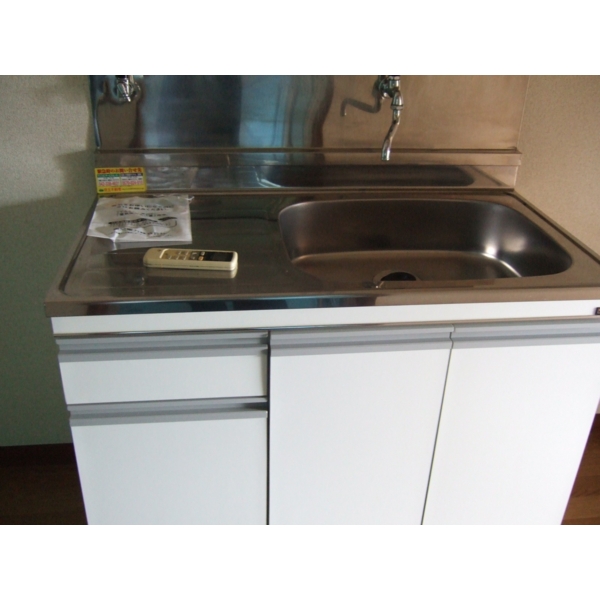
left=271, top=325, right=453, bottom=356
left=57, top=331, right=269, bottom=362
left=69, top=398, right=268, bottom=427
left=452, top=318, right=600, bottom=347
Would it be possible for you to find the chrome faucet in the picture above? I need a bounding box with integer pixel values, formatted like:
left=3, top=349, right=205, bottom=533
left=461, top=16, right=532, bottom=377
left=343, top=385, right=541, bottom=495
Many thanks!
left=341, top=76, right=404, bottom=161
left=114, top=76, right=140, bottom=103
left=378, top=76, right=403, bottom=161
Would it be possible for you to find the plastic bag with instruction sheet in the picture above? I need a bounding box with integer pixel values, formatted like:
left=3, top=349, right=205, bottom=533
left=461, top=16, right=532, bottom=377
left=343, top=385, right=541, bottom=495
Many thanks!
left=87, top=195, right=192, bottom=243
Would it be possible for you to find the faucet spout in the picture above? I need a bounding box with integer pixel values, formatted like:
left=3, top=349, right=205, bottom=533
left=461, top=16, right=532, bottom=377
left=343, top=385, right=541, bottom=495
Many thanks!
left=377, top=76, right=403, bottom=161
left=381, top=92, right=403, bottom=161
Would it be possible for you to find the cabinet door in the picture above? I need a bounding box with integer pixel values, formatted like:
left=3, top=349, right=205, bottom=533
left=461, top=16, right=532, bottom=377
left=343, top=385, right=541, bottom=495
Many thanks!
left=70, top=400, right=267, bottom=525
left=269, top=325, right=452, bottom=524
left=423, top=320, right=600, bottom=525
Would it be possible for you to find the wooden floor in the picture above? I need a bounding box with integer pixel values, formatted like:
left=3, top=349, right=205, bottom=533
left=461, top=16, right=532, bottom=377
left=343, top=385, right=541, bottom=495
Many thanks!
left=0, top=444, right=87, bottom=524
left=562, top=414, right=600, bottom=524
left=1, top=415, right=599, bottom=525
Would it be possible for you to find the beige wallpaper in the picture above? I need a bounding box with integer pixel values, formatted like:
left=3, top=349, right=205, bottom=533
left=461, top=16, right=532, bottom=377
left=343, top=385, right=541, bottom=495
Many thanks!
left=517, top=76, right=600, bottom=256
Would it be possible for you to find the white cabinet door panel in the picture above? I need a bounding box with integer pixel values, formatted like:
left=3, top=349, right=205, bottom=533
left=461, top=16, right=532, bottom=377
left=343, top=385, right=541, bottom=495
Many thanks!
left=270, top=326, right=452, bottom=524
left=72, top=411, right=267, bottom=524
left=423, top=321, right=600, bottom=525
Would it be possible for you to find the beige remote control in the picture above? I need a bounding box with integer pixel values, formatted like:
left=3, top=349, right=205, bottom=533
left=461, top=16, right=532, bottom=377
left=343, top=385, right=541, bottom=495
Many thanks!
left=143, top=248, right=238, bottom=271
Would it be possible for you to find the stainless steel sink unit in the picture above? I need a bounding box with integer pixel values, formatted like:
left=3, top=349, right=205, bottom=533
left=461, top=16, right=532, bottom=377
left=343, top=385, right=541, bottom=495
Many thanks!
left=45, top=190, right=600, bottom=317
left=278, top=197, right=573, bottom=285
left=43, top=77, right=600, bottom=317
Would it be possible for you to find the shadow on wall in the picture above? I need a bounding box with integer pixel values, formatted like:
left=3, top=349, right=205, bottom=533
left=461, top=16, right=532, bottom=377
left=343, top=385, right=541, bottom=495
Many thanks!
left=0, top=76, right=96, bottom=446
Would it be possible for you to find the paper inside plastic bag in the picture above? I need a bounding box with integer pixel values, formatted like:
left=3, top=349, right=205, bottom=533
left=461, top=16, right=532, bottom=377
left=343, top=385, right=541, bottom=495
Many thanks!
left=87, top=195, right=192, bottom=243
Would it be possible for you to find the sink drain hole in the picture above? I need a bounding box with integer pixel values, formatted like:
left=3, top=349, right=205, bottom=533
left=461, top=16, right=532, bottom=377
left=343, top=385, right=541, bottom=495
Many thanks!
left=380, top=271, right=417, bottom=282
left=371, top=270, right=420, bottom=288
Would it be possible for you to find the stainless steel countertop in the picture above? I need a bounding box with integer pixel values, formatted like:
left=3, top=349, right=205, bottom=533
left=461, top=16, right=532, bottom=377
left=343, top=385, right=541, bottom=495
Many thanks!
left=45, top=188, right=600, bottom=318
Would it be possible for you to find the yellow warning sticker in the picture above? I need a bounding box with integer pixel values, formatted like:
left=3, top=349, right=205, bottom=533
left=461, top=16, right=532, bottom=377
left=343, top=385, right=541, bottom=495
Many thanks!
left=95, top=167, right=147, bottom=194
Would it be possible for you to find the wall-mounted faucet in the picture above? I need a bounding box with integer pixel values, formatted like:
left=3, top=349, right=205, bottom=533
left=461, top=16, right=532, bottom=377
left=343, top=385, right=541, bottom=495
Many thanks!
left=341, top=75, right=404, bottom=161
left=114, top=76, right=140, bottom=103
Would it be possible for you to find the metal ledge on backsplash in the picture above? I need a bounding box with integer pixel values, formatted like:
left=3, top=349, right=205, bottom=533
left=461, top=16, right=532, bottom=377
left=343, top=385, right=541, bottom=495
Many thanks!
left=94, top=150, right=521, bottom=192
left=94, top=149, right=523, bottom=167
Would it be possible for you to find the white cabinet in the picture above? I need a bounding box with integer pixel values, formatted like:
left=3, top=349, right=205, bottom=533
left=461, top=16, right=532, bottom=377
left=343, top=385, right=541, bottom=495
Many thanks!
left=423, top=320, right=600, bottom=524
left=53, top=315, right=600, bottom=525
left=57, top=331, right=269, bottom=524
left=269, top=325, right=452, bottom=524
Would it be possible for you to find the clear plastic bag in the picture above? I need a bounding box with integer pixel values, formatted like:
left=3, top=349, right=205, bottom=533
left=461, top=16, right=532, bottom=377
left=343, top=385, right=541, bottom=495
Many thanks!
left=87, top=195, right=192, bottom=243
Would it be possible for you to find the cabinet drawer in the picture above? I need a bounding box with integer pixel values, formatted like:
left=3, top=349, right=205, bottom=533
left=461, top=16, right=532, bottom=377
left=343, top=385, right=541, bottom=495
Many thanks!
left=70, top=401, right=268, bottom=524
left=57, top=331, right=268, bottom=405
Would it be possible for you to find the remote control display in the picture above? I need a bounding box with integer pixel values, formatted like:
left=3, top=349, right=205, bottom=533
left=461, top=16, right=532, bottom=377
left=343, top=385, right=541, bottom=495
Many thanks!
left=204, top=251, right=234, bottom=262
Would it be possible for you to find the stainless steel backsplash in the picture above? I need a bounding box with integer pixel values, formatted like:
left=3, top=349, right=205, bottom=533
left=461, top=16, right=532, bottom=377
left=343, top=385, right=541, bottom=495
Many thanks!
left=91, top=76, right=528, bottom=153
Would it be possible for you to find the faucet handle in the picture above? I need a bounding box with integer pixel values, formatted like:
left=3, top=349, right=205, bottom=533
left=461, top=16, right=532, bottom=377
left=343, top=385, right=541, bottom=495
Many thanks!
left=377, top=75, right=401, bottom=99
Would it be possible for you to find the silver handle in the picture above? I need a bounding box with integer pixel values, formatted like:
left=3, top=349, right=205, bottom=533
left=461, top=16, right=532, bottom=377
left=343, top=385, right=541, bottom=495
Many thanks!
left=271, top=324, right=453, bottom=356
left=452, top=318, right=600, bottom=348
left=57, top=331, right=268, bottom=362
left=70, top=397, right=268, bottom=427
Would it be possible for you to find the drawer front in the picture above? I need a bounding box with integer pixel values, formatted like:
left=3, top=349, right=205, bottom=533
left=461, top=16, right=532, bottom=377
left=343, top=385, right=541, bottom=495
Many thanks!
left=57, top=331, right=267, bottom=405
left=71, top=407, right=268, bottom=524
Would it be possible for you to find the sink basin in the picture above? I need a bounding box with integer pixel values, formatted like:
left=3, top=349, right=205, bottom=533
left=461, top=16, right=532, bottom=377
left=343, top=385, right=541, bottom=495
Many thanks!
left=260, top=164, right=474, bottom=188
left=278, top=198, right=572, bottom=284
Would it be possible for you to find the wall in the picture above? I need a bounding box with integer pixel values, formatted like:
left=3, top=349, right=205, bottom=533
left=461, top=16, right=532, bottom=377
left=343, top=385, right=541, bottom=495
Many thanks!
left=517, top=76, right=600, bottom=256
left=0, top=76, right=96, bottom=446
left=517, top=76, right=600, bottom=414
